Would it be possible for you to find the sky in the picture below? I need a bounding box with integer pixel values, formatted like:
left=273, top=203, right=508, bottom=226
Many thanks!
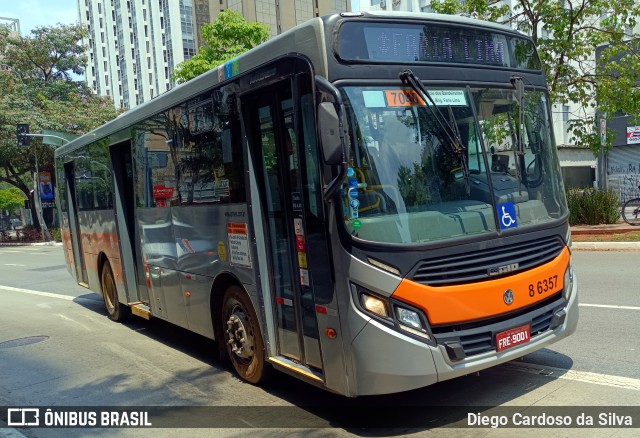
left=0, top=0, right=79, bottom=36
left=0, top=0, right=362, bottom=36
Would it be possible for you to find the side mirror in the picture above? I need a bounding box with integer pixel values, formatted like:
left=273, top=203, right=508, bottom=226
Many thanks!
left=318, top=102, right=343, bottom=165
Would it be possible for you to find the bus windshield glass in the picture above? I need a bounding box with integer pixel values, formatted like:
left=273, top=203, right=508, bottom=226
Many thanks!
left=340, top=85, right=567, bottom=244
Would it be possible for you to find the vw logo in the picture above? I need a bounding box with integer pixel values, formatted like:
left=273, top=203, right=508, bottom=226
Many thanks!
left=503, top=289, right=514, bottom=305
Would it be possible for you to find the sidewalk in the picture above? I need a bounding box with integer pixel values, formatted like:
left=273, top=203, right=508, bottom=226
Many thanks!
left=570, top=222, right=639, bottom=235
left=2, top=226, right=638, bottom=250
left=571, top=222, right=640, bottom=250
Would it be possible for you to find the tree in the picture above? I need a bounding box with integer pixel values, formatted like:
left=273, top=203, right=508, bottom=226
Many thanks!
left=0, top=24, right=119, bottom=235
left=173, top=10, right=269, bottom=84
left=0, top=187, right=24, bottom=213
left=430, top=0, right=640, bottom=155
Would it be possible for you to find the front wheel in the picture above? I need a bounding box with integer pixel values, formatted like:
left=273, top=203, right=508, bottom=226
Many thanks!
left=221, top=285, right=270, bottom=384
left=101, top=261, right=130, bottom=321
left=622, top=198, right=640, bottom=226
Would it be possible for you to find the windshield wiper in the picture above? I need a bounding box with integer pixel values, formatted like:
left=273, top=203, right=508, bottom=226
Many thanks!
left=399, top=69, right=470, bottom=193
left=509, top=75, right=527, bottom=193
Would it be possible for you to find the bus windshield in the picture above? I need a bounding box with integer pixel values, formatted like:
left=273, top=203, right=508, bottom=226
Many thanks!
left=340, top=85, right=567, bottom=244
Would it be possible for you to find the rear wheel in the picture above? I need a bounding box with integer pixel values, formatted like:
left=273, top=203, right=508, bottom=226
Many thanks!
left=221, top=285, right=270, bottom=384
left=622, top=198, right=640, bottom=226
left=101, top=261, right=130, bottom=321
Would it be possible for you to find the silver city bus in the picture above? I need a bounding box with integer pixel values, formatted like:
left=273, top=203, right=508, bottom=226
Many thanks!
left=55, top=11, right=578, bottom=397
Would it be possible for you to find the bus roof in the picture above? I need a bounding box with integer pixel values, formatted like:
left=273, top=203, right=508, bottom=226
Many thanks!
left=56, top=11, right=530, bottom=157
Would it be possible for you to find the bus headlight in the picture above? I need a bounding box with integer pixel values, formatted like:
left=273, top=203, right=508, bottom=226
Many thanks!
left=355, top=285, right=434, bottom=343
left=396, top=306, right=432, bottom=341
left=563, top=264, right=574, bottom=301
left=361, top=293, right=389, bottom=318
left=396, top=307, right=422, bottom=329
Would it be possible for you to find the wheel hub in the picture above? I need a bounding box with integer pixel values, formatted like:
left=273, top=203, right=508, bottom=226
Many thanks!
left=226, top=311, right=254, bottom=359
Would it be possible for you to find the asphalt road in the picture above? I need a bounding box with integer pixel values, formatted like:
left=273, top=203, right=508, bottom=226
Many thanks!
left=0, top=245, right=639, bottom=437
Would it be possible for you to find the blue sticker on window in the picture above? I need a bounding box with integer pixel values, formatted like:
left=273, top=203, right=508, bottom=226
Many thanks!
left=497, top=202, right=517, bottom=230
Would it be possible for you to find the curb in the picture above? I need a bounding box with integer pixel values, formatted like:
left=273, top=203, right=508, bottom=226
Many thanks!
left=572, top=242, right=640, bottom=251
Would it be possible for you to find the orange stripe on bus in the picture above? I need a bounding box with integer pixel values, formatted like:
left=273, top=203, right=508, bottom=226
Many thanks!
left=392, top=247, right=570, bottom=326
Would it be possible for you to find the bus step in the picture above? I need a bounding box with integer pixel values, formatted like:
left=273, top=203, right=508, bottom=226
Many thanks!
left=131, top=303, right=151, bottom=320
left=269, top=356, right=324, bottom=383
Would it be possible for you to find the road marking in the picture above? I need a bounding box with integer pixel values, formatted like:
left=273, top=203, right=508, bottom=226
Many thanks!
left=0, top=285, right=94, bottom=302
left=506, top=362, right=640, bottom=391
left=580, top=303, right=640, bottom=311
left=3, top=264, right=26, bottom=267
left=56, top=313, right=93, bottom=331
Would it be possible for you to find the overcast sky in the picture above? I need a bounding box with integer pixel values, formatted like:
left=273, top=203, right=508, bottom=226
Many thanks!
left=0, top=0, right=79, bottom=35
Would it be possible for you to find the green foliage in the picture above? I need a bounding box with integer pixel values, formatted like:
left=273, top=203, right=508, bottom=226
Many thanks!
left=429, top=0, right=510, bottom=22
left=430, top=0, right=640, bottom=155
left=173, top=10, right=269, bottom=84
left=0, top=187, right=24, bottom=212
left=49, top=227, right=62, bottom=242
left=0, top=23, right=119, bottom=231
left=567, top=188, right=620, bottom=225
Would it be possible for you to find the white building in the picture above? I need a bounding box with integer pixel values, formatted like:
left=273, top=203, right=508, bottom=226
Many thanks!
left=80, top=0, right=197, bottom=110
left=81, top=0, right=350, bottom=110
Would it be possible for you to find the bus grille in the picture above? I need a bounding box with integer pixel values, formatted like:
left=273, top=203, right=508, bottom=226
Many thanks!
left=433, top=295, right=564, bottom=360
left=411, top=236, right=564, bottom=286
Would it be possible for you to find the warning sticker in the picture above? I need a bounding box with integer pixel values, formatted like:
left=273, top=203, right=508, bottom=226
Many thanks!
left=227, top=222, right=252, bottom=268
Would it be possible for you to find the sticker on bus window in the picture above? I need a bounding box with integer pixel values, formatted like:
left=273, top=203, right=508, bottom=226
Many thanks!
left=384, top=90, right=426, bottom=107
left=497, top=202, right=518, bottom=230
left=227, top=222, right=252, bottom=268
left=426, top=89, right=468, bottom=106
left=363, top=90, right=387, bottom=107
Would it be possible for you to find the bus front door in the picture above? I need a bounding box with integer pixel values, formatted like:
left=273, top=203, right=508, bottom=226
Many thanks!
left=245, top=79, right=323, bottom=373
left=63, top=161, right=88, bottom=285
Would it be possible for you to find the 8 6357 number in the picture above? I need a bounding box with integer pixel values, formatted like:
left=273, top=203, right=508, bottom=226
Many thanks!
left=528, top=275, right=558, bottom=297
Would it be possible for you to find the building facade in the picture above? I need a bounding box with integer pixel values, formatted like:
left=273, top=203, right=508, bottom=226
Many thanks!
left=82, top=0, right=350, bottom=110
left=0, top=16, right=20, bottom=35
left=80, top=0, right=197, bottom=109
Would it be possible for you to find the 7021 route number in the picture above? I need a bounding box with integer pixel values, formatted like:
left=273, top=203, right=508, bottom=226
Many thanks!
left=528, top=275, right=558, bottom=297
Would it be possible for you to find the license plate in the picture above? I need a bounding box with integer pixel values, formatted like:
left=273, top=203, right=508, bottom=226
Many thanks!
left=496, top=324, right=531, bottom=352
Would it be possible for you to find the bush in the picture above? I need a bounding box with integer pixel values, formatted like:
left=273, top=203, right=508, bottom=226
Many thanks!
left=567, top=188, right=620, bottom=225
left=18, top=226, right=43, bottom=242
left=49, top=227, right=62, bottom=242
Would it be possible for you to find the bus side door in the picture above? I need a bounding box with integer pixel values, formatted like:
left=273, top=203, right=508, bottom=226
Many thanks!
left=243, top=75, right=325, bottom=372
left=63, top=161, right=88, bottom=285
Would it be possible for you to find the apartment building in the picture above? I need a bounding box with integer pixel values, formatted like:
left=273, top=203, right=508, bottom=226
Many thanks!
left=81, top=0, right=350, bottom=111
left=0, top=16, right=20, bottom=35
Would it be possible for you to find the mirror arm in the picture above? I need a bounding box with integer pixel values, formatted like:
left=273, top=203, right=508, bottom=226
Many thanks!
left=315, top=75, right=348, bottom=202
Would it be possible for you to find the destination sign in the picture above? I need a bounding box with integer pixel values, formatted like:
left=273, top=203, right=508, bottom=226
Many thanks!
left=338, top=21, right=541, bottom=70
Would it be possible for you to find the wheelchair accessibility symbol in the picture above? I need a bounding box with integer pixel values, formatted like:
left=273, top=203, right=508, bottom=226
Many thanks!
left=498, top=202, right=518, bottom=230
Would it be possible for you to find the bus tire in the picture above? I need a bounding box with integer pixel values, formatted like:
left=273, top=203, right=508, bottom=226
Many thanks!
left=101, top=261, right=130, bottom=322
left=221, top=285, right=270, bottom=384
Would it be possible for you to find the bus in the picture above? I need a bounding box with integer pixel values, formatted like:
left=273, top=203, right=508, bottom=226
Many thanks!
left=55, top=11, right=578, bottom=397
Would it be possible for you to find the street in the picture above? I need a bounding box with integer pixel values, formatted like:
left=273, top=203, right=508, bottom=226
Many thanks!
left=0, top=245, right=639, bottom=437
